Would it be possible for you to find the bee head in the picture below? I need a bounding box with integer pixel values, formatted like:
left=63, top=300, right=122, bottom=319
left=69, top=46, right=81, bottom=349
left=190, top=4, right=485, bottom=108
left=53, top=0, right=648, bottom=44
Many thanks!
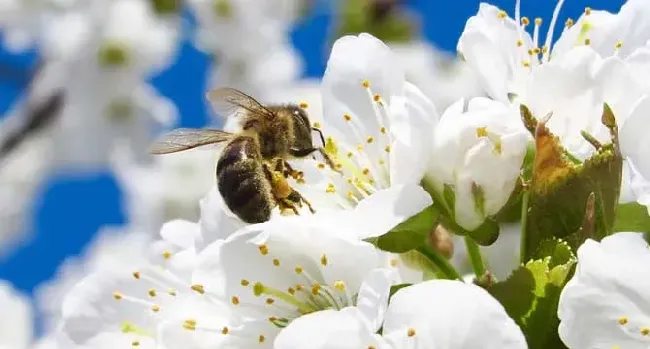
left=287, top=104, right=316, bottom=151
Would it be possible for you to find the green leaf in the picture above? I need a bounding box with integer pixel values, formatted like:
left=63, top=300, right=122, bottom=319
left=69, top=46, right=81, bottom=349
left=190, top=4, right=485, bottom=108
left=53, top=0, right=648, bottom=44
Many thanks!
left=614, top=202, right=650, bottom=233
left=368, top=205, right=440, bottom=253
left=521, top=104, right=622, bottom=260
left=488, top=238, right=576, bottom=349
left=389, top=283, right=412, bottom=299
left=333, top=0, right=418, bottom=43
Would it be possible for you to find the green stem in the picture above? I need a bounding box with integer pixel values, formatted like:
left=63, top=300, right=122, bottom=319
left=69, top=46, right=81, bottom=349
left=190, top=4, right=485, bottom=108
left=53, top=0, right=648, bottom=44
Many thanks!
left=464, top=236, right=486, bottom=278
left=520, top=189, right=531, bottom=263
left=416, top=245, right=462, bottom=281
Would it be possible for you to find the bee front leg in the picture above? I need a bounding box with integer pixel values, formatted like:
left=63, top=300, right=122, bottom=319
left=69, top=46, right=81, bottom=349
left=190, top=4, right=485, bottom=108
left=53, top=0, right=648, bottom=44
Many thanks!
left=287, top=190, right=316, bottom=214
left=290, top=147, right=342, bottom=175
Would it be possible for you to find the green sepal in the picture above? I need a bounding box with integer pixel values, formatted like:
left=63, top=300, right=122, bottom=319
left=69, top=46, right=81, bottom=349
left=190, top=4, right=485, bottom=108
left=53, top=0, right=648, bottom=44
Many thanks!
left=365, top=205, right=439, bottom=253
left=614, top=202, right=650, bottom=233
left=151, top=0, right=181, bottom=14
left=521, top=104, right=622, bottom=260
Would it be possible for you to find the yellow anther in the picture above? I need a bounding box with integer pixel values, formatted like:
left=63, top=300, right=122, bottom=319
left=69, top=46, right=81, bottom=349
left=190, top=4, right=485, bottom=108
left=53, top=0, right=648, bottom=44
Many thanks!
left=334, top=281, right=346, bottom=291
left=618, top=317, right=628, bottom=325
left=521, top=17, right=529, bottom=25
left=191, top=284, right=205, bottom=294
left=368, top=346, right=376, bottom=349
left=343, top=114, right=352, bottom=121
left=162, top=250, right=172, bottom=259
left=497, top=10, right=507, bottom=18
left=357, top=144, right=364, bottom=152
left=390, top=258, right=398, bottom=267
left=346, top=151, right=353, bottom=158
left=313, top=122, right=321, bottom=128
left=362, top=80, right=370, bottom=88
left=295, top=266, right=303, bottom=274
left=259, top=335, right=266, bottom=343
left=273, top=258, right=280, bottom=266
left=378, top=159, right=385, bottom=165
left=317, top=163, right=326, bottom=170
left=522, top=61, right=531, bottom=67
left=288, top=287, right=296, bottom=295
left=183, top=319, right=197, bottom=331
left=168, top=289, right=177, bottom=296
left=148, top=289, right=157, bottom=297
left=362, top=168, right=370, bottom=175
left=326, top=183, right=336, bottom=193
left=584, top=38, right=591, bottom=45
left=516, top=39, right=523, bottom=47
left=265, top=298, right=275, bottom=305
left=366, top=136, right=374, bottom=144
left=380, top=126, right=387, bottom=134
left=565, top=18, right=574, bottom=28
left=132, top=271, right=140, bottom=279
left=407, top=328, right=416, bottom=337
left=241, top=279, right=250, bottom=286
left=296, top=284, right=304, bottom=291
left=151, top=304, right=160, bottom=312
left=269, top=316, right=278, bottom=322
left=258, top=244, right=269, bottom=255
left=222, top=326, right=229, bottom=335
left=231, top=296, right=240, bottom=305
left=642, top=328, right=650, bottom=336
left=527, top=48, right=534, bottom=55
left=347, top=191, right=355, bottom=198
left=299, top=102, right=309, bottom=109
left=113, top=292, right=123, bottom=300
left=311, top=284, right=321, bottom=295
left=320, top=254, right=328, bottom=266
left=533, top=47, right=541, bottom=54
left=336, top=163, right=343, bottom=169
left=535, top=17, right=542, bottom=26
left=132, top=341, right=140, bottom=347
left=373, top=94, right=381, bottom=102
left=585, top=7, right=591, bottom=15
left=384, top=145, right=391, bottom=153
left=476, top=126, right=488, bottom=138
left=616, top=41, right=623, bottom=49
left=542, top=45, right=548, bottom=53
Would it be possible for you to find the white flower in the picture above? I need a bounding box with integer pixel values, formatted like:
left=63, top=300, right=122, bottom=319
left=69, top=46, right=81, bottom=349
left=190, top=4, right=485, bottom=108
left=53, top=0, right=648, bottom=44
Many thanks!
left=35, top=226, right=152, bottom=330
left=458, top=1, right=648, bottom=160
left=188, top=209, right=406, bottom=347
left=0, top=281, right=33, bottom=349
left=290, top=33, right=435, bottom=213
left=111, top=146, right=216, bottom=234
left=0, top=0, right=43, bottom=52
left=425, top=98, right=529, bottom=231
left=388, top=40, right=485, bottom=113
left=58, top=220, right=220, bottom=348
left=558, top=232, right=650, bottom=349
left=275, top=280, right=527, bottom=349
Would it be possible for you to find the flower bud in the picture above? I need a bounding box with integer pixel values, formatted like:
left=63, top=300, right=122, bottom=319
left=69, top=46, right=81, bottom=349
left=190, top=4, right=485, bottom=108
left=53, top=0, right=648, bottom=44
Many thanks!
left=429, top=224, right=454, bottom=259
left=425, top=98, right=530, bottom=232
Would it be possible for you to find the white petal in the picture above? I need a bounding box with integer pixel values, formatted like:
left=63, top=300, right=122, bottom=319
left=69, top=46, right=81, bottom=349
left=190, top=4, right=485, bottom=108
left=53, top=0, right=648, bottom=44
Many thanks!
left=620, top=96, right=650, bottom=180
left=0, top=281, right=32, bottom=349
left=558, top=233, right=650, bottom=349
left=159, top=220, right=201, bottom=250
left=355, top=269, right=398, bottom=333
left=198, top=186, right=246, bottom=248
left=274, top=309, right=390, bottom=349
left=382, top=280, right=526, bottom=349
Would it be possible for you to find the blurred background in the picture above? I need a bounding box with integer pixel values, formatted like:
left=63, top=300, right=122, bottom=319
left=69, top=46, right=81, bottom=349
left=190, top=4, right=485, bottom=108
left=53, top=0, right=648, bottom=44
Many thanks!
left=0, top=0, right=621, bottom=344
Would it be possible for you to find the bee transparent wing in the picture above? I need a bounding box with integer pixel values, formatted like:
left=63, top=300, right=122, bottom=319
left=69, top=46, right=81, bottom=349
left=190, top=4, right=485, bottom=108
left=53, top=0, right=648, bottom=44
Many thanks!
left=149, top=128, right=234, bottom=154
left=206, top=87, right=275, bottom=121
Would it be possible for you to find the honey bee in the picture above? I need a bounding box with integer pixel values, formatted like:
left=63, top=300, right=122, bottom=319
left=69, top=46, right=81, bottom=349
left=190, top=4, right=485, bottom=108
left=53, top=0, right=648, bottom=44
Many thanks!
left=149, top=87, right=337, bottom=224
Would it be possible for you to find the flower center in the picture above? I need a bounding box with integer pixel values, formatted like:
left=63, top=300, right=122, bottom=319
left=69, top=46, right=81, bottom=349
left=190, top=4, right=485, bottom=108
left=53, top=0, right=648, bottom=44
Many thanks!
left=301, top=80, right=394, bottom=209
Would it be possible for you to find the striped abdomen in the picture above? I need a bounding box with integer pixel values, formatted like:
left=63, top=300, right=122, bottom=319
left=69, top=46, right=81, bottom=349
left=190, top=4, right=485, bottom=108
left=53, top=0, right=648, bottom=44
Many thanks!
left=216, top=136, right=274, bottom=223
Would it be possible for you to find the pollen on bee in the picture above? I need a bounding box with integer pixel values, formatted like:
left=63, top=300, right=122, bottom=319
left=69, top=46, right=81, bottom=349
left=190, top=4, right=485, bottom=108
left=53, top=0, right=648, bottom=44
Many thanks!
left=299, top=102, right=309, bottom=109
left=362, top=80, right=370, bottom=88
left=343, top=114, right=352, bottom=122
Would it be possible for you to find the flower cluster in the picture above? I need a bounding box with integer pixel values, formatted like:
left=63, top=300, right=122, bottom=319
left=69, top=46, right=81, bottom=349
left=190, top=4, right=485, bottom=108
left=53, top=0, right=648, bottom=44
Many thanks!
left=3, top=0, right=650, bottom=348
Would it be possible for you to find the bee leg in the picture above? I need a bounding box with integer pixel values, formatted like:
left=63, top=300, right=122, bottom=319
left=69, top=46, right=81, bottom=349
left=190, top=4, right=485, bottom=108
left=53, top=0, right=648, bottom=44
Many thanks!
left=290, top=147, right=342, bottom=175
left=287, top=190, right=316, bottom=214
left=317, top=148, right=342, bottom=174
left=282, top=161, right=304, bottom=180
left=278, top=198, right=300, bottom=216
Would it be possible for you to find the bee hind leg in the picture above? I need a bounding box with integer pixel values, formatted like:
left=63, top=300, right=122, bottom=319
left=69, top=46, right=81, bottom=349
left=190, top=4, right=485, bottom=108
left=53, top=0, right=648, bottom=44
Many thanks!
left=287, top=190, right=315, bottom=214
left=278, top=198, right=300, bottom=216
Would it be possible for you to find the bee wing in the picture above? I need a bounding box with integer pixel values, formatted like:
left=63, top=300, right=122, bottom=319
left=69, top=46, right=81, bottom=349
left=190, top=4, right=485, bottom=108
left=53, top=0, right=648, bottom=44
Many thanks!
left=206, top=87, right=275, bottom=121
left=149, top=128, right=234, bottom=154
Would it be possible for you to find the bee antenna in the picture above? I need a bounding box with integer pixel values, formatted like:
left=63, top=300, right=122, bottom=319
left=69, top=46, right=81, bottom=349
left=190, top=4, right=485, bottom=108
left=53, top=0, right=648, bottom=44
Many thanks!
left=312, top=127, right=326, bottom=147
